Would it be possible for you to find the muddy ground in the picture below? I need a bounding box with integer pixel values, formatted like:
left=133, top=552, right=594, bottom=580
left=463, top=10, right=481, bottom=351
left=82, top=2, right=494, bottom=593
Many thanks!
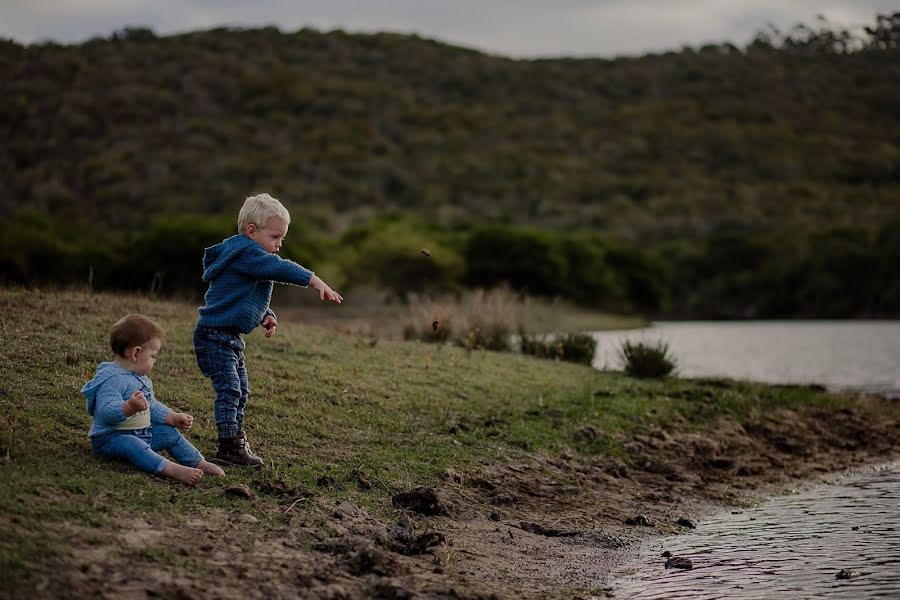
left=12, top=398, right=899, bottom=600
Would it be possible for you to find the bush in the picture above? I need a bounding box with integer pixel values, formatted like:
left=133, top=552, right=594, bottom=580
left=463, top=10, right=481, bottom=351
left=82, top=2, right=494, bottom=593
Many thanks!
left=463, top=225, right=567, bottom=297
left=402, top=287, right=524, bottom=351
left=619, top=339, right=676, bottom=378
left=520, top=332, right=597, bottom=365
left=342, top=218, right=464, bottom=296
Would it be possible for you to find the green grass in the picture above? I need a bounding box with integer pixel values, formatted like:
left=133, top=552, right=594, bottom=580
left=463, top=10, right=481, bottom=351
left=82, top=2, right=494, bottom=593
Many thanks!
left=0, top=287, right=891, bottom=588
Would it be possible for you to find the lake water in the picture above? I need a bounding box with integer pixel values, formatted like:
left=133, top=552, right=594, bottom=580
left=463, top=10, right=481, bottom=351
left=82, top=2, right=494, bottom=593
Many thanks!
left=591, top=321, right=900, bottom=399
left=610, top=463, right=900, bottom=599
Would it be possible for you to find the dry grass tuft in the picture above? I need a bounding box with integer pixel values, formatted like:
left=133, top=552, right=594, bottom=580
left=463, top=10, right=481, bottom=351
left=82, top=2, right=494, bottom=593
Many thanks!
left=403, top=287, right=528, bottom=351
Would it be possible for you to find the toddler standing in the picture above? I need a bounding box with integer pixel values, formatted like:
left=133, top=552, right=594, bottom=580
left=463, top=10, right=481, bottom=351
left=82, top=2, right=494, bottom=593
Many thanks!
left=194, top=193, right=342, bottom=467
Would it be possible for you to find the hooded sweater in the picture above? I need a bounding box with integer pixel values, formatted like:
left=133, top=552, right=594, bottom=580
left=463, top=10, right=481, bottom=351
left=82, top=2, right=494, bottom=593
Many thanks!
left=196, top=234, right=314, bottom=334
left=81, top=362, right=172, bottom=438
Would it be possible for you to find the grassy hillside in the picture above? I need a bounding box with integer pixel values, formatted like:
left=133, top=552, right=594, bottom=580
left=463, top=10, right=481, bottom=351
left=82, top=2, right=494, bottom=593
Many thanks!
left=2, top=17, right=898, bottom=237
left=1, top=288, right=898, bottom=597
left=3, top=16, right=900, bottom=319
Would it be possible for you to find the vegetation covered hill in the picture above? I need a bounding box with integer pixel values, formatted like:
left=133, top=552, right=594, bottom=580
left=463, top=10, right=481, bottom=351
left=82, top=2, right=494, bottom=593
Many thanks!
left=2, top=15, right=899, bottom=317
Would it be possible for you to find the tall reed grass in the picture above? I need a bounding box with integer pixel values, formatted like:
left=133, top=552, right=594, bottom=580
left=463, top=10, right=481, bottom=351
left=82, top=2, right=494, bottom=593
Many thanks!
left=402, top=287, right=527, bottom=351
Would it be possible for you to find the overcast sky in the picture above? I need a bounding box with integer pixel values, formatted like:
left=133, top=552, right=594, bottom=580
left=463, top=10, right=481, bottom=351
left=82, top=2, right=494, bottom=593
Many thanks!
left=1, top=0, right=895, bottom=58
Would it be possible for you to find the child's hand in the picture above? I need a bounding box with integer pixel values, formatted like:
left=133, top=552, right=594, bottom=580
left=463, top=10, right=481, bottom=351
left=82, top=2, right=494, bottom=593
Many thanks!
left=262, top=315, right=278, bottom=338
left=170, top=412, right=194, bottom=431
left=123, top=390, right=148, bottom=415
left=311, top=276, right=343, bottom=304
left=320, top=284, right=343, bottom=304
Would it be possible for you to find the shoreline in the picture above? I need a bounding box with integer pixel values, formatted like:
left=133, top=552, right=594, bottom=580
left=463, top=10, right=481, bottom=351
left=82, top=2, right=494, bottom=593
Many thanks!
left=391, top=404, right=899, bottom=598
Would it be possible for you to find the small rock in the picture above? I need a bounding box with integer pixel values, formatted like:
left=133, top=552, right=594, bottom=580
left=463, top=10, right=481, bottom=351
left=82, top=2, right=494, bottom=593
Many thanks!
left=441, top=468, right=463, bottom=483
left=224, top=484, right=253, bottom=499
left=490, top=491, right=518, bottom=506
left=232, top=513, right=259, bottom=524
left=661, top=550, right=672, bottom=558
left=352, top=469, right=373, bottom=491
left=665, top=556, right=693, bottom=570
left=316, top=475, right=336, bottom=488
left=836, top=568, right=861, bottom=580
left=576, top=426, right=601, bottom=441
left=253, top=478, right=308, bottom=498
left=489, top=511, right=501, bottom=522
left=421, top=249, right=432, bottom=257
left=334, top=501, right=358, bottom=517
left=676, top=518, right=696, bottom=529
left=851, top=526, right=860, bottom=531
left=518, top=521, right=578, bottom=537
left=709, top=456, right=734, bottom=469
left=625, top=515, right=654, bottom=527
left=392, top=487, right=445, bottom=516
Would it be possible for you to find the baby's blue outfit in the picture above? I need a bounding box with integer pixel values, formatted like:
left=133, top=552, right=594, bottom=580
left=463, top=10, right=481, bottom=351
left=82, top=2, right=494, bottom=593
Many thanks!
left=82, top=362, right=203, bottom=474
left=193, top=234, right=313, bottom=439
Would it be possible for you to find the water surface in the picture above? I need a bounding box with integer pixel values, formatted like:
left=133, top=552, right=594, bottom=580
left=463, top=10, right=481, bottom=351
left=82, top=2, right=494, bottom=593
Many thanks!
left=592, top=321, right=900, bottom=398
left=610, top=463, right=900, bottom=599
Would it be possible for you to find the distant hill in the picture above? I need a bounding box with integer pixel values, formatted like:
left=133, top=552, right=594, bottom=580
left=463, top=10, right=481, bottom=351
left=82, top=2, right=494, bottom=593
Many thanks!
left=2, top=15, right=898, bottom=239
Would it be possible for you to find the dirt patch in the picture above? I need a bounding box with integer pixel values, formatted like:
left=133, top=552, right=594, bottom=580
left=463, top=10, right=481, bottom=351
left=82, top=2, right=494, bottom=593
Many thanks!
left=7, top=401, right=898, bottom=599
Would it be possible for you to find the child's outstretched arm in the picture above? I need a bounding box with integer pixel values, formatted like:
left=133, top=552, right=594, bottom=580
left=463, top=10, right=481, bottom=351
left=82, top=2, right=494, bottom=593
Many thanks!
left=235, top=246, right=315, bottom=287
left=236, top=246, right=343, bottom=303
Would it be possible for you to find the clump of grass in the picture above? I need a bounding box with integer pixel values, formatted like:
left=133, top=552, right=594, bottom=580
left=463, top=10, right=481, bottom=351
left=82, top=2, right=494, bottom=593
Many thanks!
left=0, top=407, right=20, bottom=462
left=520, top=332, right=597, bottom=365
left=619, top=339, right=676, bottom=378
left=403, top=287, right=526, bottom=351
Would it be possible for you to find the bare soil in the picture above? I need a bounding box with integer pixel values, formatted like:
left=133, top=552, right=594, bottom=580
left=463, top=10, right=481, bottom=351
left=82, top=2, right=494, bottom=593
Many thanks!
left=9, top=398, right=899, bottom=600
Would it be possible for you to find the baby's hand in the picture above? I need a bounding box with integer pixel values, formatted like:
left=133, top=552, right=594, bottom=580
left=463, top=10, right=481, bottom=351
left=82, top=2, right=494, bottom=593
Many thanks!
left=124, top=390, right=148, bottom=414
left=173, top=412, right=194, bottom=431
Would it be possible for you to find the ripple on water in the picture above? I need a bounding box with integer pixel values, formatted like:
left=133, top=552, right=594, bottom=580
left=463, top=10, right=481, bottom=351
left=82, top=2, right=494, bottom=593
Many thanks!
left=611, top=464, right=900, bottom=599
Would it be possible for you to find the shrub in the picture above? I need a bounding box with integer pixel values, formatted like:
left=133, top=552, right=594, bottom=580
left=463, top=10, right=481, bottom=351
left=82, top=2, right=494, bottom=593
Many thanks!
left=342, top=218, right=464, bottom=296
left=403, top=287, right=524, bottom=351
left=463, top=225, right=567, bottom=297
left=520, top=332, right=597, bottom=365
left=619, top=339, right=676, bottom=378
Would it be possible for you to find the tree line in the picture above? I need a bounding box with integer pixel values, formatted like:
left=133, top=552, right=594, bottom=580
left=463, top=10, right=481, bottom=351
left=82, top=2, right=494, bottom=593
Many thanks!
left=2, top=210, right=898, bottom=318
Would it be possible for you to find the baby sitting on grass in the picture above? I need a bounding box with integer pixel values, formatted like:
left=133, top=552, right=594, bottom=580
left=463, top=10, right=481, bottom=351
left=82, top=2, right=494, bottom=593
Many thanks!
left=82, top=314, right=224, bottom=485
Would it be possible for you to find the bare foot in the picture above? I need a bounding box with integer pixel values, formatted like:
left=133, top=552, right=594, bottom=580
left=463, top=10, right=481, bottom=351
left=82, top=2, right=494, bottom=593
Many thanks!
left=198, top=459, right=225, bottom=476
left=161, top=462, right=204, bottom=485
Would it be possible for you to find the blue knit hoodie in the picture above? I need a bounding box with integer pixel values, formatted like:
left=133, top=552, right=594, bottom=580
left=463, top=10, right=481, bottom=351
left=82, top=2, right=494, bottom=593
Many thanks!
left=196, top=234, right=314, bottom=333
left=82, top=362, right=172, bottom=438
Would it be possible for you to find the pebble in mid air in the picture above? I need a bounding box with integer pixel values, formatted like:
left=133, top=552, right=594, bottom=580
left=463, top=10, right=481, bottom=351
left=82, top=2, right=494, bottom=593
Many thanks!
left=421, top=249, right=432, bottom=257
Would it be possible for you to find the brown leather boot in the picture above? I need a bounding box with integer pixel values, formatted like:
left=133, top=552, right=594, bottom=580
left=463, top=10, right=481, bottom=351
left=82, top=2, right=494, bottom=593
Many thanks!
left=214, top=431, right=263, bottom=467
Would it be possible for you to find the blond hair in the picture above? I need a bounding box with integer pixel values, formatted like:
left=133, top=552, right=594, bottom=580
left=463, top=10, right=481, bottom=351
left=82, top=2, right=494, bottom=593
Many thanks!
left=237, top=193, right=291, bottom=233
left=110, top=314, right=164, bottom=357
